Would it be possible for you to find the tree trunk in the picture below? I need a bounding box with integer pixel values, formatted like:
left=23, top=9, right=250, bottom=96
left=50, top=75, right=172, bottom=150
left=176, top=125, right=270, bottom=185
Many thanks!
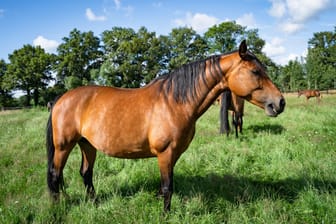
left=26, top=89, right=31, bottom=107
left=33, top=88, right=39, bottom=106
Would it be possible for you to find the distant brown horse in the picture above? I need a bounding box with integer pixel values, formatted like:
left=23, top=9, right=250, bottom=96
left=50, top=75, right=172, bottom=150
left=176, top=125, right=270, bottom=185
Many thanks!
left=219, top=90, right=245, bottom=138
left=46, top=40, right=285, bottom=212
left=298, top=89, right=321, bottom=103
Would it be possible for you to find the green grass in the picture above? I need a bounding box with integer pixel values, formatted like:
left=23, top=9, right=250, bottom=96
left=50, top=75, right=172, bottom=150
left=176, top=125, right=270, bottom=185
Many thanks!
left=1, top=95, right=336, bottom=223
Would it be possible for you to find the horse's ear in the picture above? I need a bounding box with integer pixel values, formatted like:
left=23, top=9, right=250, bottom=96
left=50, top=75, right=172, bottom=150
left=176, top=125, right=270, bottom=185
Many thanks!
left=239, top=40, right=248, bottom=60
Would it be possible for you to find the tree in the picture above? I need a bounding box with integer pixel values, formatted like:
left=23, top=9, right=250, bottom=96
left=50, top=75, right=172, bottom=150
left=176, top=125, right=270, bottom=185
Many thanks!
left=99, top=27, right=168, bottom=87
left=3, top=45, right=54, bottom=106
left=204, top=21, right=245, bottom=54
left=0, top=59, right=15, bottom=107
left=282, top=59, right=305, bottom=91
left=167, top=27, right=208, bottom=70
left=306, top=28, right=336, bottom=89
left=56, top=29, right=103, bottom=90
left=99, top=27, right=136, bottom=87
left=244, top=28, right=266, bottom=55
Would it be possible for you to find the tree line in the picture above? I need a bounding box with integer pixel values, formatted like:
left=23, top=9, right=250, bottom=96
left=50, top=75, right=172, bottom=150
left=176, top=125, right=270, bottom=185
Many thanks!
left=0, top=21, right=335, bottom=107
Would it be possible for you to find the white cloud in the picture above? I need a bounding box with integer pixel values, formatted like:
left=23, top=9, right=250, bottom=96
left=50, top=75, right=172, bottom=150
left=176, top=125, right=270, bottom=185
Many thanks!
left=268, top=0, right=286, bottom=18
left=86, top=8, right=107, bottom=21
left=152, top=2, right=162, bottom=8
left=286, top=0, right=332, bottom=23
left=173, top=12, right=219, bottom=33
left=263, top=37, right=286, bottom=57
left=107, top=1, right=133, bottom=18
left=114, top=0, right=121, bottom=10
left=267, top=0, right=334, bottom=34
left=33, top=36, right=59, bottom=53
left=236, top=13, right=257, bottom=28
left=277, top=52, right=307, bottom=65
left=280, top=21, right=304, bottom=34
left=263, top=37, right=309, bottom=65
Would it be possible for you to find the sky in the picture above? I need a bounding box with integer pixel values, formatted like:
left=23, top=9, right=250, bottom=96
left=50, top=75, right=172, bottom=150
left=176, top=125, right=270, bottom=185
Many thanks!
left=0, top=0, right=335, bottom=65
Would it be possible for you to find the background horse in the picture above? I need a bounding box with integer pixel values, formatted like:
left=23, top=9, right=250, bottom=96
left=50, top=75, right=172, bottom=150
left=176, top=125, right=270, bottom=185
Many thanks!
left=46, top=40, right=285, bottom=212
left=46, top=101, right=52, bottom=112
left=219, top=90, right=245, bottom=138
left=298, top=89, right=321, bottom=103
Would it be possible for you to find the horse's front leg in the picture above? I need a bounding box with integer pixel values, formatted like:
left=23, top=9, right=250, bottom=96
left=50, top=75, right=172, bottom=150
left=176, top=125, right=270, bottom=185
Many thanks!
left=157, top=151, right=175, bottom=212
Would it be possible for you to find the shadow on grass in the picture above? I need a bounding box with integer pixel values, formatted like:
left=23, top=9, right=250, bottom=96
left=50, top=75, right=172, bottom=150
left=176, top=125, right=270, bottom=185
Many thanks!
left=246, top=124, right=286, bottom=135
left=88, top=172, right=335, bottom=211
left=175, top=173, right=336, bottom=204
left=47, top=171, right=336, bottom=219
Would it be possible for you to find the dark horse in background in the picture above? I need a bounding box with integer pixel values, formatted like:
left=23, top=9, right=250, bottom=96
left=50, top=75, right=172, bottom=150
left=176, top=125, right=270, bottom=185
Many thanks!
left=219, top=90, right=245, bottom=138
left=298, top=89, right=321, bottom=103
left=46, top=40, right=285, bottom=212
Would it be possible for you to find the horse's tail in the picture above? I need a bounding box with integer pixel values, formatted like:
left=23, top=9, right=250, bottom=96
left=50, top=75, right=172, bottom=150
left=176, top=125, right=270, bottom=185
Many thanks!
left=46, top=105, right=56, bottom=193
left=46, top=96, right=63, bottom=197
left=219, top=90, right=231, bottom=136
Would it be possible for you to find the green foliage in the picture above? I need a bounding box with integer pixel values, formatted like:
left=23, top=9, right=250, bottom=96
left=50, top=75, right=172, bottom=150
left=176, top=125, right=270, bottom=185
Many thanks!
left=0, top=59, right=15, bottom=107
left=205, top=21, right=245, bottom=53
left=56, top=28, right=103, bottom=90
left=280, top=60, right=306, bottom=91
left=167, top=27, right=208, bottom=70
left=1, top=95, right=336, bottom=223
left=3, top=45, right=54, bottom=106
left=244, top=29, right=265, bottom=55
left=99, top=27, right=167, bottom=87
left=306, top=28, right=336, bottom=90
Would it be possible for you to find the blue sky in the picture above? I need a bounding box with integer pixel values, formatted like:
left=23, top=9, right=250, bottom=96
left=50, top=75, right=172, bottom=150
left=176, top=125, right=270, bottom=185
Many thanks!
left=0, top=0, right=335, bottom=65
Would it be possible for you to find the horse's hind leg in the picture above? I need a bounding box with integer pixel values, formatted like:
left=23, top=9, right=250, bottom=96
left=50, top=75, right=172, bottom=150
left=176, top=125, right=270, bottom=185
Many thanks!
left=78, top=138, right=97, bottom=199
left=48, top=142, right=76, bottom=200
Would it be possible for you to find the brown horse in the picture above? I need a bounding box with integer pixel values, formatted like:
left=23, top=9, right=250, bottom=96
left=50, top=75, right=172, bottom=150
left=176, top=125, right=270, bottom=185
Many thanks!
left=219, top=90, right=245, bottom=138
left=298, top=89, right=321, bottom=103
left=46, top=40, right=285, bottom=211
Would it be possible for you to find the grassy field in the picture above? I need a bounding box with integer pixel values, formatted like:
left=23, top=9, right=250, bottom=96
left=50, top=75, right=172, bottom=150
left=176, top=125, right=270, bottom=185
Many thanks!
left=0, top=94, right=335, bottom=223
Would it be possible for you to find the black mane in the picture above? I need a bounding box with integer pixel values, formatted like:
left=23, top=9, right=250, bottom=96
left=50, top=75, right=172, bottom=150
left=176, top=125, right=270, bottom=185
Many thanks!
left=156, top=54, right=225, bottom=103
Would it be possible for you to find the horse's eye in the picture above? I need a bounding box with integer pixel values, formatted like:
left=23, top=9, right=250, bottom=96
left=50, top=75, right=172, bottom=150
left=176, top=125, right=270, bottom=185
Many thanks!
left=252, top=69, right=260, bottom=75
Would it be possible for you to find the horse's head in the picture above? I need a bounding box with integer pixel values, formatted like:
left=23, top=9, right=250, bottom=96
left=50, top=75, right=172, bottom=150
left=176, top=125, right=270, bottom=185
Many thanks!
left=224, top=40, right=285, bottom=117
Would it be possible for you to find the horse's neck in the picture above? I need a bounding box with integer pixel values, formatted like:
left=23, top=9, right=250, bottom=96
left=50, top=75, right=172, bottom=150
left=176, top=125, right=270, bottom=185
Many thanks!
left=193, top=55, right=233, bottom=118
left=195, top=84, right=225, bottom=117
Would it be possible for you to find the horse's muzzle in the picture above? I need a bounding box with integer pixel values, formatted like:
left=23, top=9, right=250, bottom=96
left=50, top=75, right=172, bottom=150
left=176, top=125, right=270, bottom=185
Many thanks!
left=266, top=97, right=285, bottom=117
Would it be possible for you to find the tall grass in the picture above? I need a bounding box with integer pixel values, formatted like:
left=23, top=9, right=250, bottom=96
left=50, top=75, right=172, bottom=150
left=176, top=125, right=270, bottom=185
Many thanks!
left=0, top=95, right=335, bottom=223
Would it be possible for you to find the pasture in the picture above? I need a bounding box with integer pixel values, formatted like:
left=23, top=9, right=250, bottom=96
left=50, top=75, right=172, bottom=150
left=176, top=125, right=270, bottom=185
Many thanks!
left=0, top=94, right=335, bottom=223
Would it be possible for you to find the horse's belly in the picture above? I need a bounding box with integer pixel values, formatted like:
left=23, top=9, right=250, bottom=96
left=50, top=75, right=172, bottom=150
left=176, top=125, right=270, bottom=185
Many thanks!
left=103, top=147, right=156, bottom=159
left=91, top=134, right=156, bottom=159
